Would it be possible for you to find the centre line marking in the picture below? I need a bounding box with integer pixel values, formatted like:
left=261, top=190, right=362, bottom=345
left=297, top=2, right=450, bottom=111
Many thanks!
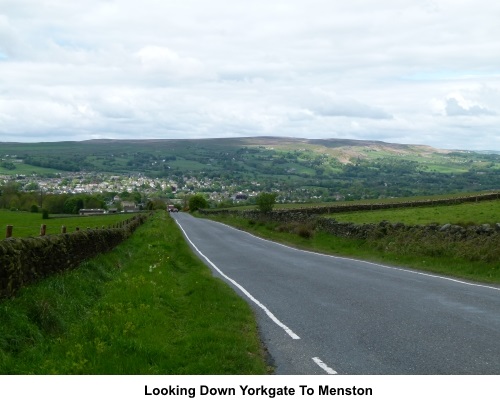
left=175, top=218, right=301, bottom=340
left=313, top=357, right=338, bottom=375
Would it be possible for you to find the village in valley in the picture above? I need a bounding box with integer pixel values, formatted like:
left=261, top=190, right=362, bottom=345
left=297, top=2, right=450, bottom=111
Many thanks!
left=2, top=137, right=500, bottom=213
left=0, top=168, right=258, bottom=213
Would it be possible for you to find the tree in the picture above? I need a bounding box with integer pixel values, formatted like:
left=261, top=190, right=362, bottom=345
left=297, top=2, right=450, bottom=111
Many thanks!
left=63, top=196, right=84, bottom=214
left=146, top=198, right=166, bottom=210
left=43, top=194, right=68, bottom=214
left=188, top=194, right=208, bottom=212
left=84, top=195, right=105, bottom=209
left=256, top=192, right=276, bottom=214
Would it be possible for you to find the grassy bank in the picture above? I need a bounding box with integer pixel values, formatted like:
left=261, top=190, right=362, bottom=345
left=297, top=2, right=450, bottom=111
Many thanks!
left=203, top=215, right=500, bottom=285
left=0, top=211, right=268, bottom=374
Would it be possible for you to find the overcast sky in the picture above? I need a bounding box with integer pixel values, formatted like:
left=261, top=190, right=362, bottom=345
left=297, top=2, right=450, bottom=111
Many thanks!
left=1, top=0, right=499, bottom=150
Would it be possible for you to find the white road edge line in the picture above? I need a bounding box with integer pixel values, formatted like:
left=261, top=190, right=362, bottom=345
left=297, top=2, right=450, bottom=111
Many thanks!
left=174, top=218, right=301, bottom=340
left=312, top=357, right=337, bottom=375
left=211, top=220, right=500, bottom=292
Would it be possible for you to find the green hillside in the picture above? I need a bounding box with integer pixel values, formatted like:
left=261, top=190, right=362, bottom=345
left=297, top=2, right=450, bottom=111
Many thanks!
left=2, top=137, right=500, bottom=200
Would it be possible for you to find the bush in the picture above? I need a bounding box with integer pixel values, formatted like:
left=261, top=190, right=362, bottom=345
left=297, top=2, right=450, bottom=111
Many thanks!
left=146, top=199, right=166, bottom=211
left=188, top=194, right=209, bottom=212
left=295, top=224, right=315, bottom=239
left=255, top=192, right=276, bottom=214
left=30, top=205, right=39, bottom=213
left=42, top=210, right=49, bottom=219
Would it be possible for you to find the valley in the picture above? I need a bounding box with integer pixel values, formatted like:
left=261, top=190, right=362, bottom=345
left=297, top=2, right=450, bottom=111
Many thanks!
left=2, top=137, right=500, bottom=207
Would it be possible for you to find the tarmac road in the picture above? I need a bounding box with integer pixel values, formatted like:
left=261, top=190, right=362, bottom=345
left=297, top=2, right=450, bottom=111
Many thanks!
left=173, top=212, right=500, bottom=375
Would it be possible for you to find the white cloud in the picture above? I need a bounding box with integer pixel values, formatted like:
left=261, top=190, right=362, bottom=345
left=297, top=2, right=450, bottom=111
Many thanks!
left=135, top=46, right=207, bottom=79
left=0, top=0, right=499, bottom=149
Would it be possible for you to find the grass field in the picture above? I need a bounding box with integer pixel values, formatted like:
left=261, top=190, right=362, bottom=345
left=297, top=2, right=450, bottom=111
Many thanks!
left=218, top=191, right=500, bottom=211
left=0, top=210, right=138, bottom=239
left=0, top=211, right=268, bottom=374
left=0, top=162, right=62, bottom=176
left=325, top=199, right=500, bottom=226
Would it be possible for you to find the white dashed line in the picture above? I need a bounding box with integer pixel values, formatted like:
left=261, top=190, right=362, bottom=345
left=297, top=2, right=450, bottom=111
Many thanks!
left=174, top=218, right=301, bottom=340
left=313, top=357, right=338, bottom=374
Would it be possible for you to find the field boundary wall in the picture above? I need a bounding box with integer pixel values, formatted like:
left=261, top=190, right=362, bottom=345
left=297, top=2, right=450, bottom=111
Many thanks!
left=200, top=192, right=500, bottom=241
left=0, top=214, right=150, bottom=298
left=201, top=192, right=500, bottom=220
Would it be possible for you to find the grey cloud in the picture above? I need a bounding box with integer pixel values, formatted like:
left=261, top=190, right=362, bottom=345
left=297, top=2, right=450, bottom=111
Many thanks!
left=0, top=14, right=19, bottom=58
left=311, top=101, right=392, bottom=120
left=446, top=98, right=496, bottom=116
left=304, top=92, right=392, bottom=120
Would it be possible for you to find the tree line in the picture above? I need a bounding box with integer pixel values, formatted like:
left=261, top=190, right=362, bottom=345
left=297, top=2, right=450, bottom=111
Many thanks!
left=0, top=182, right=107, bottom=214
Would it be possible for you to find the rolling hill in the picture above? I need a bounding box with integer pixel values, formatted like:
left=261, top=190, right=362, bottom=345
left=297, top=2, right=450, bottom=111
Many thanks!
left=1, top=137, right=500, bottom=201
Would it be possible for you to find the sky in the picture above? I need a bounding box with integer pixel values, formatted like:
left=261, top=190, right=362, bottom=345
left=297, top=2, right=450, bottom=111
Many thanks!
left=1, top=0, right=499, bottom=150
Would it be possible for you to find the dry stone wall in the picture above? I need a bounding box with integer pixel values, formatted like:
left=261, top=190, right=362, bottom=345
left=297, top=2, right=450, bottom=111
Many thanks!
left=314, top=218, right=500, bottom=240
left=0, top=214, right=149, bottom=298
left=201, top=192, right=500, bottom=220
left=200, top=192, right=500, bottom=242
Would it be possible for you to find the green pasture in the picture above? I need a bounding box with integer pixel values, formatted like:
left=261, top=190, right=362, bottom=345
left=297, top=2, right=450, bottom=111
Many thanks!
left=325, top=199, right=500, bottom=226
left=218, top=191, right=500, bottom=212
left=419, top=164, right=468, bottom=173
left=0, top=162, right=62, bottom=176
left=0, top=210, right=138, bottom=239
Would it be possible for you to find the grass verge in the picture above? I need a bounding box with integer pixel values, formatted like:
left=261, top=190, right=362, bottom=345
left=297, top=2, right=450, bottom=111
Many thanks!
left=0, top=211, right=269, bottom=374
left=203, top=215, right=500, bottom=285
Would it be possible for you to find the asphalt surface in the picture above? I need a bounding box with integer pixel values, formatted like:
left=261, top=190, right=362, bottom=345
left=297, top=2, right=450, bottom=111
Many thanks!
left=172, top=212, right=500, bottom=375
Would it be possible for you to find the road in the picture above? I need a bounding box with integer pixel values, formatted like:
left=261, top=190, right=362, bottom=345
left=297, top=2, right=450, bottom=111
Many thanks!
left=172, top=212, right=500, bottom=374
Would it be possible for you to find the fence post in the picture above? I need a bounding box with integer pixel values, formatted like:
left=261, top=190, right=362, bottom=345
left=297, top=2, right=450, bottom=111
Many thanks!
left=6, top=225, right=13, bottom=238
left=76, top=227, right=80, bottom=231
left=40, top=224, right=46, bottom=236
left=61, top=225, right=67, bottom=234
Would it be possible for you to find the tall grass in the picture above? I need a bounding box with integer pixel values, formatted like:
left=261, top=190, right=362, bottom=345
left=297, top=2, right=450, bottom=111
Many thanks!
left=0, top=211, right=268, bottom=374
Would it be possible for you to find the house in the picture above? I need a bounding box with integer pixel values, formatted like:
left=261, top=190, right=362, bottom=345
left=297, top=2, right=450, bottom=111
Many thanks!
left=122, top=201, right=139, bottom=212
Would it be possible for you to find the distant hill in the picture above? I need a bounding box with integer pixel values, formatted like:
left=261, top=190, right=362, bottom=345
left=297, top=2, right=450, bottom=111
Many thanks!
left=1, top=137, right=500, bottom=200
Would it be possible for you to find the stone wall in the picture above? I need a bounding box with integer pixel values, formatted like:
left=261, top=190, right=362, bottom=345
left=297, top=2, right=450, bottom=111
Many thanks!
left=314, top=218, right=500, bottom=240
left=201, top=192, right=500, bottom=220
left=200, top=192, right=500, bottom=242
left=0, top=214, right=149, bottom=298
